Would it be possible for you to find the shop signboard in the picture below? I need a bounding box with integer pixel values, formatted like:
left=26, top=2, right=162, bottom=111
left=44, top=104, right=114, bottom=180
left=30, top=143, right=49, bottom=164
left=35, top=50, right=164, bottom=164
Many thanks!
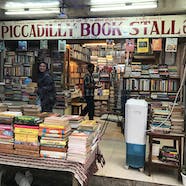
left=0, top=15, right=185, bottom=40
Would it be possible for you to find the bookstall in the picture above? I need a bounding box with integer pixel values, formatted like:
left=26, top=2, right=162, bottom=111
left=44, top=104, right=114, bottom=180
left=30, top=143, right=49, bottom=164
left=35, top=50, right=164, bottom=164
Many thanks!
left=0, top=15, right=185, bottom=184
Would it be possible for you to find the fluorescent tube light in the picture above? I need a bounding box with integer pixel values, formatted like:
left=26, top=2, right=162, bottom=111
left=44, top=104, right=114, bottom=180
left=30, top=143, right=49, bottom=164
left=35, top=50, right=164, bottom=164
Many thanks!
left=91, top=0, right=157, bottom=5
left=5, top=9, right=59, bottom=15
left=83, top=43, right=107, bottom=47
left=5, top=1, right=59, bottom=9
left=91, top=2, right=157, bottom=11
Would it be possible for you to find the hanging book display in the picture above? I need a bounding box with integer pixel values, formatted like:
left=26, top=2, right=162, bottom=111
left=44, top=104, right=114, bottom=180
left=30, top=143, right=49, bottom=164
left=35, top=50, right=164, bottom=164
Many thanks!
left=40, top=40, right=48, bottom=49
left=58, top=40, right=66, bottom=52
left=18, top=41, right=27, bottom=51
left=137, top=38, right=149, bottom=53
left=152, top=38, right=162, bottom=51
left=165, top=38, right=178, bottom=52
left=125, top=39, right=135, bottom=52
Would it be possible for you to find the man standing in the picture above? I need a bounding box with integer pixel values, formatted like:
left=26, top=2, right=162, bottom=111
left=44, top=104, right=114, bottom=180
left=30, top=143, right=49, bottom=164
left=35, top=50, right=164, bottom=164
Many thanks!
left=81, top=63, right=95, bottom=120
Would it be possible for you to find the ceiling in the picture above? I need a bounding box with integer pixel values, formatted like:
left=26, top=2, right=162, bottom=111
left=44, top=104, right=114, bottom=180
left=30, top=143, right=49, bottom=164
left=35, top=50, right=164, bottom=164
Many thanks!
left=0, top=0, right=185, bottom=21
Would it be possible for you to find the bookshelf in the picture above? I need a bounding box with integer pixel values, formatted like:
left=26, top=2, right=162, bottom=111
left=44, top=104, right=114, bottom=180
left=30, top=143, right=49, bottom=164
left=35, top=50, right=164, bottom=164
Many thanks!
left=69, top=61, right=86, bottom=89
left=68, top=44, right=90, bottom=89
left=4, top=51, right=35, bottom=101
left=123, top=63, right=180, bottom=101
left=51, top=50, right=66, bottom=109
left=51, top=50, right=65, bottom=91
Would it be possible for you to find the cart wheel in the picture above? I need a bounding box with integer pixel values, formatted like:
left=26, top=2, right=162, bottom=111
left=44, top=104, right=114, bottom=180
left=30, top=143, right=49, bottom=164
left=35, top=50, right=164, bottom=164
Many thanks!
left=139, top=168, right=144, bottom=172
left=124, top=165, right=129, bottom=169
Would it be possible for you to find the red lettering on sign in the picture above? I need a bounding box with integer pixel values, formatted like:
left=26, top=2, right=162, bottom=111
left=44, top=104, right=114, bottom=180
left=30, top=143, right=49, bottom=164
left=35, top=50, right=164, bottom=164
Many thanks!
left=129, top=22, right=139, bottom=35
left=81, top=23, right=90, bottom=36
left=171, top=20, right=180, bottom=34
left=112, top=22, right=122, bottom=36
left=150, top=21, right=160, bottom=35
left=161, top=20, right=170, bottom=34
left=22, top=25, right=28, bottom=37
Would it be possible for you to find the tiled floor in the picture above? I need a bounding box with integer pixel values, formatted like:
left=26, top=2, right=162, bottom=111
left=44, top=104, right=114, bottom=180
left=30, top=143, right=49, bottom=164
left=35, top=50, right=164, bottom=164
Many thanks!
left=95, top=120, right=183, bottom=186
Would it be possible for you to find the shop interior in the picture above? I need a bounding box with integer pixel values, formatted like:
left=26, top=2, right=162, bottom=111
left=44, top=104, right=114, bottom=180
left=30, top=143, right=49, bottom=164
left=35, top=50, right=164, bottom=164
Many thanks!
left=0, top=35, right=185, bottom=186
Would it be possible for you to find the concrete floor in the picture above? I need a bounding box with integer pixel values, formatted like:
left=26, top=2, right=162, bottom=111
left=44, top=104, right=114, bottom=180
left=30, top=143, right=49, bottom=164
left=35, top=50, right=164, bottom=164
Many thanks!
left=91, top=120, right=183, bottom=186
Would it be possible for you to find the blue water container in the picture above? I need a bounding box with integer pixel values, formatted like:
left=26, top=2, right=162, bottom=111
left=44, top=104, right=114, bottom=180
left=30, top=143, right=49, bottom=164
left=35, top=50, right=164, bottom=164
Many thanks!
left=126, top=143, right=146, bottom=168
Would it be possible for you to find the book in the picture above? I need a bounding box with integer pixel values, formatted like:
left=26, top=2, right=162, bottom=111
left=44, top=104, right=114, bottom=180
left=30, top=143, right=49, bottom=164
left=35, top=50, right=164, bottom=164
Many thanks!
left=137, top=38, right=149, bottom=53
left=165, top=38, right=178, bottom=52
left=125, top=39, right=135, bottom=52
left=40, top=40, right=48, bottom=49
left=58, top=40, right=66, bottom=52
left=18, top=41, right=27, bottom=51
left=152, top=38, right=162, bottom=51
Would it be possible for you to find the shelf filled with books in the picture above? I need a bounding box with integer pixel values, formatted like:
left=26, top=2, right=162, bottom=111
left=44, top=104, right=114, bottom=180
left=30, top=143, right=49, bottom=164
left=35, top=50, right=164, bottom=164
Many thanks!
left=70, top=44, right=90, bottom=63
left=4, top=51, right=35, bottom=101
left=69, top=61, right=86, bottom=89
left=51, top=50, right=66, bottom=109
left=67, top=44, right=91, bottom=89
left=123, top=63, right=180, bottom=101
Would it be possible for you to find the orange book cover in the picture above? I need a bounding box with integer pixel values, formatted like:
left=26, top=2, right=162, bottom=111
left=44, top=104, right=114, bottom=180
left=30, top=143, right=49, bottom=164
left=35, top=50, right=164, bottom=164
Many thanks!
left=152, top=39, right=162, bottom=51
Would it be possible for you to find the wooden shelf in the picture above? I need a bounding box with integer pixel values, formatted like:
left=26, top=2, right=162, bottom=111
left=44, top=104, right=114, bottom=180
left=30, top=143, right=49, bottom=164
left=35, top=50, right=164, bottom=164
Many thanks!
left=133, top=54, right=155, bottom=60
left=151, top=159, right=179, bottom=168
left=147, top=132, right=185, bottom=180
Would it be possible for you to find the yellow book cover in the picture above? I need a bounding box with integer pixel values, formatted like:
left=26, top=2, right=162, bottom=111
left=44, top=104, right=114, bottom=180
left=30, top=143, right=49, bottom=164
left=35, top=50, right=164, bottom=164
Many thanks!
left=80, top=120, right=97, bottom=126
left=137, top=38, right=149, bottom=53
left=40, top=139, right=67, bottom=146
left=39, top=123, right=66, bottom=129
left=15, top=134, right=38, bottom=143
left=14, top=128, right=39, bottom=135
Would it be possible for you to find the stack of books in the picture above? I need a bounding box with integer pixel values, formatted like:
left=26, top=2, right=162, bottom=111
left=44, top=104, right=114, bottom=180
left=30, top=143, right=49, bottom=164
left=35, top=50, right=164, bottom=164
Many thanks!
left=8, top=105, right=22, bottom=112
left=124, top=65, right=132, bottom=77
left=67, top=120, right=100, bottom=164
left=150, top=102, right=171, bottom=133
left=149, top=65, right=159, bottom=78
left=131, top=62, right=141, bottom=77
left=170, top=104, right=184, bottom=134
left=158, top=64, right=169, bottom=78
left=0, top=103, right=8, bottom=112
left=0, top=111, right=22, bottom=154
left=78, top=120, right=98, bottom=132
left=168, top=66, right=179, bottom=78
left=62, top=115, right=84, bottom=129
left=159, top=146, right=179, bottom=165
left=39, top=116, right=71, bottom=159
left=22, top=104, right=41, bottom=116
left=55, top=90, right=71, bottom=109
left=14, top=115, right=42, bottom=157
left=141, top=65, right=150, bottom=78
left=151, top=92, right=169, bottom=100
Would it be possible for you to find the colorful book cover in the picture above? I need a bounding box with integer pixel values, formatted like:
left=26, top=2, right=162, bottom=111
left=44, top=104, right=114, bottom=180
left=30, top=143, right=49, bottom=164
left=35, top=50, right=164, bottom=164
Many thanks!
left=165, top=38, right=178, bottom=52
left=40, top=40, right=48, bottom=49
left=125, top=39, right=135, bottom=52
left=152, top=38, right=162, bottom=51
left=137, top=38, right=149, bottom=53
left=58, top=40, right=66, bottom=52
left=18, top=41, right=27, bottom=51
